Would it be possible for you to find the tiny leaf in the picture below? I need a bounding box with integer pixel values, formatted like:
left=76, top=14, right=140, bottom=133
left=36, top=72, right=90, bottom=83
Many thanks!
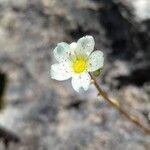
left=93, top=68, right=103, bottom=77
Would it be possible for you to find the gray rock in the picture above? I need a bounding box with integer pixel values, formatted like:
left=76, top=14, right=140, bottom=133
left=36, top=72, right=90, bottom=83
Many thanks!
left=0, top=0, right=150, bottom=149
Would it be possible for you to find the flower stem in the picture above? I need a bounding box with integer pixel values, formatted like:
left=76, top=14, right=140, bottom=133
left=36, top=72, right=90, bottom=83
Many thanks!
left=89, top=73, right=150, bottom=134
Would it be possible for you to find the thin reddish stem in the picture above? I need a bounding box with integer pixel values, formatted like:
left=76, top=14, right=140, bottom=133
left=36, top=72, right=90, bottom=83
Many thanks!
left=90, top=73, right=150, bottom=134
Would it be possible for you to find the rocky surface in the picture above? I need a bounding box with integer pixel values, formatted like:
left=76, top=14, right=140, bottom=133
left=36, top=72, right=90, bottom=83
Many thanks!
left=0, top=0, right=150, bottom=149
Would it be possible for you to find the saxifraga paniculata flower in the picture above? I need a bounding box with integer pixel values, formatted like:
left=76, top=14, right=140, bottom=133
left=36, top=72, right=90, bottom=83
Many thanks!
left=50, top=35, right=104, bottom=92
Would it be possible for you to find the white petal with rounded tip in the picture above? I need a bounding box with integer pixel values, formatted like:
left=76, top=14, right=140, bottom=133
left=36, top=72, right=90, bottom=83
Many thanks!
left=88, top=50, right=104, bottom=72
left=76, top=35, right=95, bottom=56
left=67, top=42, right=77, bottom=57
left=50, top=62, right=72, bottom=81
left=70, top=42, right=77, bottom=50
left=71, top=73, right=91, bottom=92
left=53, top=42, right=70, bottom=62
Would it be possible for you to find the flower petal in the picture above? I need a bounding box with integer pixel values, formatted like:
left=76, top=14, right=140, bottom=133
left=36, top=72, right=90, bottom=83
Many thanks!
left=70, top=42, right=77, bottom=50
left=71, top=73, right=91, bottom=92
left=53, top=42, right=70, bottom=62
left=88, top=50, right=104, bottom=72
left=76, top=35, right=95, bottom=56
left=50, top=62, right=72, bottom=81
left=68, top=42, right=77, bottom=57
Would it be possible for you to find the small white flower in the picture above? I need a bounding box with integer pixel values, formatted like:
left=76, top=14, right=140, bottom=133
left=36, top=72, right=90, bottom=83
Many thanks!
left=50, top=35, right=104, bottom=92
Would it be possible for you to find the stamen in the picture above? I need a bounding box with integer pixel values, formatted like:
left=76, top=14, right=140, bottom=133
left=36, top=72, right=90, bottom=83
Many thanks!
left=72, top=56, right=88, bottom=73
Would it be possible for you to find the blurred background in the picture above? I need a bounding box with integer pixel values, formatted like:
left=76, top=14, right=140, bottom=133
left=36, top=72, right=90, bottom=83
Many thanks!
left=0, top=0, right=150, bottom=149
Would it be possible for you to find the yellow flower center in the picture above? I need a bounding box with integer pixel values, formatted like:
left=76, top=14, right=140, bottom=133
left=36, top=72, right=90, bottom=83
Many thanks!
left=72, top=57, right=87, bottom=73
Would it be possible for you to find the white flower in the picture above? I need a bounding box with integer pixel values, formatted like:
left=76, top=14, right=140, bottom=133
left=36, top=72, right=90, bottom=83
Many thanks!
left=50, top=35, right=104, bottom=92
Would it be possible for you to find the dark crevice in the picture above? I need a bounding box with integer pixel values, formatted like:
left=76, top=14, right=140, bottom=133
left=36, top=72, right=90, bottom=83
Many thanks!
left=0, top=126, right=20, bottom=149
left=114, top=66, right=150, bottom=88
left=0, top=71, right=21, bottom=148
left=143, top=112, right=150, bottom=124
left=65, top=100, right=85, bottom=110
left=69, top=25, right=91, bottom=41
left=98, top=1, right=150, bottom=60
left=0, top=71, right=7, bottom=110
